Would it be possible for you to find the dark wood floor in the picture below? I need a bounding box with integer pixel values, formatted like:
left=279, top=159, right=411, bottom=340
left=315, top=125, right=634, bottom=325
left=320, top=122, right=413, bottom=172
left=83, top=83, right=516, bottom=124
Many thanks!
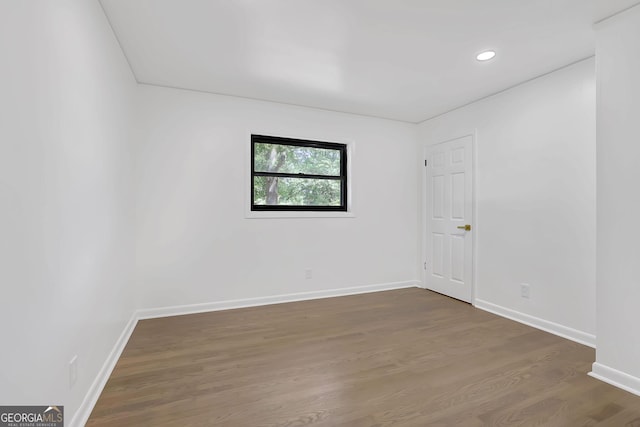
left=87, top=288, right=640, bottom=426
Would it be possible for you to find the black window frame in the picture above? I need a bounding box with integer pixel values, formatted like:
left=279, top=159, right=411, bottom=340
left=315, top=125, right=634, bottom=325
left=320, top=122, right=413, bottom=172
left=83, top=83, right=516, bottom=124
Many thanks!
left=251, top=134, right=348, bottom=212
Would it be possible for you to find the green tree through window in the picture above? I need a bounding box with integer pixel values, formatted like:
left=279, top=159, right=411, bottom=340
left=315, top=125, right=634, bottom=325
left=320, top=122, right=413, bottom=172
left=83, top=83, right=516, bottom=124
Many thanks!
left=251, top=135, right=347, bottom=211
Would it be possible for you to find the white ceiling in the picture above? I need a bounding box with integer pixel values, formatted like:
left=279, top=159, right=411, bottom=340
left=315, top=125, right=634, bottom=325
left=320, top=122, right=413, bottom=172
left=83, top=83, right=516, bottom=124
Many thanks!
left=100, top=0, right=601, bottom=123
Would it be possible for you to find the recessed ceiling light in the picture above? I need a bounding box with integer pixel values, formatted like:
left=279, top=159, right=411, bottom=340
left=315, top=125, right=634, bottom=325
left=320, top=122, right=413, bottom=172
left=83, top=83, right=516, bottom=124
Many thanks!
left=476, top=50, right=496, bottom=61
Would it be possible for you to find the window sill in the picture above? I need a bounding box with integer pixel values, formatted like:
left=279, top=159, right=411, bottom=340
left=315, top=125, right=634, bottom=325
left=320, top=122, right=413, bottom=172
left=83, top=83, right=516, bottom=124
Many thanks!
left=245, top=210, right=355, bottom=219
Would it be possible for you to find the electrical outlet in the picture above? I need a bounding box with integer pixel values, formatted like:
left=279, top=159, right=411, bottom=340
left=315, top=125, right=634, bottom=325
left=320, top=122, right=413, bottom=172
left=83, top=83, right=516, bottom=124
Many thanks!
left=69, top=356, right=78, bottom=388
left=521, top=283, right=531, bottom=299
left=305, top=269, right=312, bottom=279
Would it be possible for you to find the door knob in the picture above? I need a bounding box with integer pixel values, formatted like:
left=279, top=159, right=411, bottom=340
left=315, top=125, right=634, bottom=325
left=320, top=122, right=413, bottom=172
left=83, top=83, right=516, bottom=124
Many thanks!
left=457, top=224, right=471, bottom=231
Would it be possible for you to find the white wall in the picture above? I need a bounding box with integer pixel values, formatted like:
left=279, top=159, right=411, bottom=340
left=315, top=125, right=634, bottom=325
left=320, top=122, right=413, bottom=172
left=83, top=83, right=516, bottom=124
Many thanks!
left=134, top=85, right=418, bottom=310
left=0, top=0, right=136, bottom=421
left=418, top=59, right=596, bottom=341
left=592, top=3, right=640, bottom=391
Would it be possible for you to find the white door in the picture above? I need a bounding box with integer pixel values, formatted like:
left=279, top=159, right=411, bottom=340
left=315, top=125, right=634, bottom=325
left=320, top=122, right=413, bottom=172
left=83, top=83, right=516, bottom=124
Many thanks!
left=424, top=136, right=473, bottom=302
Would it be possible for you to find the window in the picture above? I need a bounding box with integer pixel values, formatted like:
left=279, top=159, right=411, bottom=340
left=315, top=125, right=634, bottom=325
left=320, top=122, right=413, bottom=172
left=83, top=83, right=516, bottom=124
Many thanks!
left=251, top=135, right=348, bottom=211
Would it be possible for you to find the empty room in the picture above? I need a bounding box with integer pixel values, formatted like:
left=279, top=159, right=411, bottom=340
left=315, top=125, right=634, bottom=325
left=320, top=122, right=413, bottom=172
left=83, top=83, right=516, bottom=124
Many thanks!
left=2, top=0, right=640, bottom=425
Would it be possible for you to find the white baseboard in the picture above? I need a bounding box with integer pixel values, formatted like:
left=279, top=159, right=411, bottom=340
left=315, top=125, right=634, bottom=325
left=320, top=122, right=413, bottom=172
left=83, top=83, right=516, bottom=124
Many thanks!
left=69, top=313, right=139, bottom=427
left=137, top=281, right=419, bottom=320
left=589, top=362, right=640, bottom=397
left=474, top=299, right=596, bottom=348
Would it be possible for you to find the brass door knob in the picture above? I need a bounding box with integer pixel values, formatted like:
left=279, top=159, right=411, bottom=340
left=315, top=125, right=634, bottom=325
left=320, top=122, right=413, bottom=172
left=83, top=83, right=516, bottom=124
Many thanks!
left=457, top=224, right=471, bottom=231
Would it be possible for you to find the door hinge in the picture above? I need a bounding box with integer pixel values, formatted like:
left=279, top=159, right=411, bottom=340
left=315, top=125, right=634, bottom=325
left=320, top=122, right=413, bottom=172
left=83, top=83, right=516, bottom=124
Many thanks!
left=424, top=159, right=428, bottom=167
left=424, top=261, right=427, bottom=270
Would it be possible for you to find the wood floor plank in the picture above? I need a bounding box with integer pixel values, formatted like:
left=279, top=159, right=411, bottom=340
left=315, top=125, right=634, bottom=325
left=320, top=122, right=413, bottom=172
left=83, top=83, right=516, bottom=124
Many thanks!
left=87, top=288, right=640, bottom=426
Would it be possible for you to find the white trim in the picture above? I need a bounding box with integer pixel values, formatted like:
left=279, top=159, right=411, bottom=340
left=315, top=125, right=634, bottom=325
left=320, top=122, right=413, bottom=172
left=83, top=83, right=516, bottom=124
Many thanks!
left=589, top=362, right=640, bottom=397
left=244, top=129, right=356, bottom=219
left=471, top=131, right=479, bottom=305
left=244, top=210, right=355, bottom=219
left=69, top=313, right=139, bottom=427
left=137, top=281, right=418, bottom=320
left=594, top=1, right=640, bottom=27
left=135, top=82, right=416, bottom=125
left=475, top=299, right=596, bottom=348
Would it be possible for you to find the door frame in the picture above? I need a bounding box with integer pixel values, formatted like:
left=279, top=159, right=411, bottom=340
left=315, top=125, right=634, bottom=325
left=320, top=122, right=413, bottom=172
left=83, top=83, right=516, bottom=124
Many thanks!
left=421, top=133, right=478, bottom=305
